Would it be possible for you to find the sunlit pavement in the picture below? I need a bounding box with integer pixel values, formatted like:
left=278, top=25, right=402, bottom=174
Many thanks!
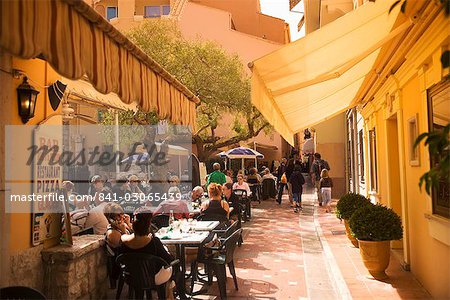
left=110, top=188, right=431, bottom=299
left=194, top=188, right=431, bottom=300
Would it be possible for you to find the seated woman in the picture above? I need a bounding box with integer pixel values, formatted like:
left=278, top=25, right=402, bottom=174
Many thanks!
left=120, top=211, right=187, bottom=298
left=200, top=183, right=230, bottom=222
left=104, top=202, right=133, bottom=249
left=232, top=174, right=252, bottom=196
left=103, top=202, right=132, bottom=286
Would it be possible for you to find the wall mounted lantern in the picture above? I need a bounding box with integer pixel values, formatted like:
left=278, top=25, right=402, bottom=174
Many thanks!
left=17, top=76, right=39, bottom=123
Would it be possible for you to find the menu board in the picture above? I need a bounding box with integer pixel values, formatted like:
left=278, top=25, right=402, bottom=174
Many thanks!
left=32, top=126, right=63, bottom=246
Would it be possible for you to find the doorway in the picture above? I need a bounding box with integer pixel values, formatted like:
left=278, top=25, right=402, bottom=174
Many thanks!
left=386, top=115, right=403, bottom=251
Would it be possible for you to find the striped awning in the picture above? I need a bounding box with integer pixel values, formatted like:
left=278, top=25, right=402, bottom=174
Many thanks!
left=0, top=0, right=199, bottom=128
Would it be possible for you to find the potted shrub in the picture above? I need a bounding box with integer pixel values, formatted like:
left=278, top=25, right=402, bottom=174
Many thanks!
left=349, top=204, right=403, bottom=280
left=335, top=193, right=372, bottom=247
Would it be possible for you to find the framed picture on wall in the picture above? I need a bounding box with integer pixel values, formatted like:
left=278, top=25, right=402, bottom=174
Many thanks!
left=407, top=114, right=420, bottom=166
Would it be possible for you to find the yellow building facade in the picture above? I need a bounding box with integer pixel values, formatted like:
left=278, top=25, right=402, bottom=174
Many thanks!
left=0, top=1, right=199, bottom=294
left=0, top=55, right=64, bottom=289
left=254, top=1, right=449, bottom=297
left=359, top=6, right=449, bottom=298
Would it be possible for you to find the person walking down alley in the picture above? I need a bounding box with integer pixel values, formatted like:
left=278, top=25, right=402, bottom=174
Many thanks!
left=319, top=169, right=333, bottom=213
left=310, top=153, right=330, bottom=206
left=284, top=158, right=295, bottom=206
left=206, top=163, right=226, bottom=188
left=289, top=163, right=305, bottom=213
left=276, top=158, right=287, bottom=204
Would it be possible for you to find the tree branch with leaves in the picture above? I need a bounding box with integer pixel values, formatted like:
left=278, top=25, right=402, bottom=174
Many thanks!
left=101, top=19, right=271, bottom=161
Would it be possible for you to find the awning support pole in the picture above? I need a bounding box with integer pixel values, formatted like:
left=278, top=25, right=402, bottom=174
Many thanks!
left=114, top=111, right=120, bottom=175
left=254, top=141, right=257, bottom=169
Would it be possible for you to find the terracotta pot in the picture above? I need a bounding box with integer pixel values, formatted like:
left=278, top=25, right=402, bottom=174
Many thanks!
left=358, top=240, right=391, bottom=280
left=344, top=220, right=359, bottom=248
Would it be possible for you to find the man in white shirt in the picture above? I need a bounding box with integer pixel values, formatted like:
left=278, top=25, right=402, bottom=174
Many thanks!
left=84, top=175, right=109, bottom=234
left=84, top=201, right=109, bottom=234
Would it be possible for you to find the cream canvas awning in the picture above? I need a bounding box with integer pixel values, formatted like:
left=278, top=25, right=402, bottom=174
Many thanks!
left=0, top=0, right=199, bottom=128
left=62, top=77, right=138, bottom=112
left=251, top=0, right=408, bottom=145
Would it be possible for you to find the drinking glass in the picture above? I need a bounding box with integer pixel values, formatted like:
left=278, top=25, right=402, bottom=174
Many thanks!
left=191, top=219, right=197, bottom=234
left=181, top=223, right=190, bottom=234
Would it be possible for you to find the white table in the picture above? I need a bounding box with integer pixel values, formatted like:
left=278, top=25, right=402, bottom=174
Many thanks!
left=155, top=231, right=209, bottom=245
left=156, top=231, right=211, bottom=285
left=193, top=220, right=220, bottom=231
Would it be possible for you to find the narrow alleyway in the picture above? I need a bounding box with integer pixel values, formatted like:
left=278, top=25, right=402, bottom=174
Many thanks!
left=196, top=189, right=431, bottom=299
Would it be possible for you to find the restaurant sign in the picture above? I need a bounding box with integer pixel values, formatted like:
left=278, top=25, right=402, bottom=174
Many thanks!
left=31, top=126, right=63, bottom=246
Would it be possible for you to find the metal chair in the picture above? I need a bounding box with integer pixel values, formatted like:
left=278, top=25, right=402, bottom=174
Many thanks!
left=233, top=189, right=251, bottom=221
left=248, top=183, right=261, bottom=204
left=196, top=212, right=229, bottom=224
left=213, top=220, right=239, bottom=241
left=116, top=253, right=181, bottom=299
left=261, top=178, right=277, bottom=200
left=151, top=214, right=170, bottom=230
left=105, top=243, right=120, bottom=289
left=203, top=229, right=242, bottom=300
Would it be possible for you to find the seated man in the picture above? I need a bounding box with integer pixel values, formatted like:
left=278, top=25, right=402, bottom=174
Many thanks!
left=247, top=167, right=261, bottom=184
left=62, top=181, right=84, bottom=210
left=261, top=168, right=278, bottom=200
left=223, top=183, right=239, bottom=220
left=153, top=187, right=190, bottom=219
left=128, top=175, right=145, bottom=194
left=111, top=176, right=131, bottom=200
left=85, top=177, right=110, bottom=234
left=190, top=186, right=204, bottom=205
left=262, top=168, right=276, bottom=181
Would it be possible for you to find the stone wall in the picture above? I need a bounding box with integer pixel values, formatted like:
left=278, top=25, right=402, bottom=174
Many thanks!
left=9, top=245, right=45, bottom=291
left=41, top=235, right=108, bottom=300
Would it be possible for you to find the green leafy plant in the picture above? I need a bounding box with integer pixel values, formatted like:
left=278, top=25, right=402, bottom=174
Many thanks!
left=102, top=19, right=272, bottom=161
left=335, top=192, right=372, bottom=220
left=414, top=123, right=450, bottom=195
left=349, top=204, right=403, bottom=241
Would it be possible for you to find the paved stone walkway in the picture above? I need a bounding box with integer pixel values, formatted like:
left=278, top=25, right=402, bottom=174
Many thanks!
left=111, top=189, right=432, bottom=299
left=195, top=188, right=431, bottom=299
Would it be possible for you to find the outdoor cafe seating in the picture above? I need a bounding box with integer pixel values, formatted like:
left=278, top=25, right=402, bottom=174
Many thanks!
left=189, top=229, right=242, bottom=300
left=233, top=189, right=251, bottom=221
left=188, top=221, right=239, bottom=289
left=261, top=178, right=277, bottom=200
left=151, top=214, right=170, bottom=230
left=115, top=253, right=181, bottom=299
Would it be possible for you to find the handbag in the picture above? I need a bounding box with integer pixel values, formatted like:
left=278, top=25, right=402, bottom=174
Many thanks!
left=280, top=173, right=288, bottom=184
